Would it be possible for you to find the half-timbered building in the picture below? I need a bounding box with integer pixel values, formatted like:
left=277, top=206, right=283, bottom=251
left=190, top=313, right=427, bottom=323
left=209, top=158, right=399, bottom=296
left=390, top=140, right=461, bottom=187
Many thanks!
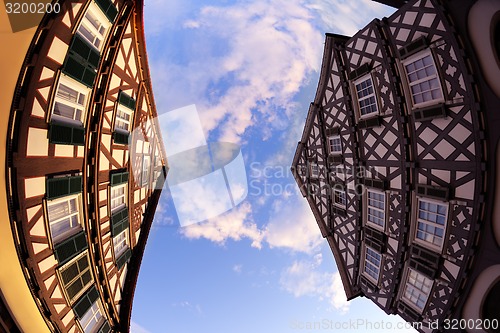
left=292, top=0, right=500, bottom=332
left=0, top=0, right=167, bottom=332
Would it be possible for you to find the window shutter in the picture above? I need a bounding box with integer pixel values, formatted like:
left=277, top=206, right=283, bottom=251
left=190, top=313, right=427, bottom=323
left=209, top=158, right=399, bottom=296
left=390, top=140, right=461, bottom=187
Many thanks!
left=409, top=258, right=437, bottom=279
left=116, top=248, right=132, bottom=269
left=46, top=176, right=82, bottom=199
left=110, top=171, right=129, bottom=185
left=359, top=275, right=377, bottom=292
left=331, top=206, right=347, bottom=217
left=416, top=184, right=449, bottom=201
left=111, top=207, right=129, bottom=237
left=328, top=155, right=343, bottom=165
left=113, top=131, right=129, bottom=145
left=358, top=116, right=382, bottom=129
left=413, top=104, right=447, bottom=122
left=49, top=123, right=85, bottom=146
left=94, top=0, right=118, bottom=22
left=118, top=91, right=136, bottom=110
left=63, top=35, right=100, bottom=88
left=364, top=227, right=386, bottom=253
left=398, top=36, right=428, bottom=60
left=97, top=321, right=111, bottom=333
left=73, top=285, right=99, bottom=319
left=397, top=302, right=421, bottom=322
left=348, top=63, right=371, bottom=80
left=410, top=244, right=441, bottom=264
left=362, top=178, right=386, bottom=190
left=365, top=238, right=383, bottom=253
left=54, top=231, right=88, bottom=265
left=325, top=127, right=340, bottom=136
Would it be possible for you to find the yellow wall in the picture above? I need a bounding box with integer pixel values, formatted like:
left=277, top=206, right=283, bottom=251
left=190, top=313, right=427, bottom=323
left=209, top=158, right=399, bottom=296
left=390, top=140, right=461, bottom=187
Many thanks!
left=0, top=10, right=51, bottom=333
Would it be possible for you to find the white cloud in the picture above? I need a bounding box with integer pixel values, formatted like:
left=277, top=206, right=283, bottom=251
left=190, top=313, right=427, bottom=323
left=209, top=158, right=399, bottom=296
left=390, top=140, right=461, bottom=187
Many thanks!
left=264, top=196, right=323, bottom=254
left=280, top=254, right=349, bottom=313
left=180, top=202, right=264, bottom=249
left=130, top=321, right=152, bottom=333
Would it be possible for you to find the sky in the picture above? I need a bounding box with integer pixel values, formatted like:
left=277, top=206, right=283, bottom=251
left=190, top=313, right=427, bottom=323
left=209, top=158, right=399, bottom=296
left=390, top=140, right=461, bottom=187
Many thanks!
left=130, top=1, right=419, bottom=332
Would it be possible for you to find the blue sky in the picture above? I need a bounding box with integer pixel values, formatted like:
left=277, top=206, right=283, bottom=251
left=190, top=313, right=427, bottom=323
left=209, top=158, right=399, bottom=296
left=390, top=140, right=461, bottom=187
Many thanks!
left=131, top=1, right=419, bottom=332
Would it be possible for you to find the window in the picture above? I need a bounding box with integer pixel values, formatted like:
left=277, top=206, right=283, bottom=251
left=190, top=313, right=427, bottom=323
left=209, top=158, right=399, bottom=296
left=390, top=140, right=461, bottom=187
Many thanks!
left=47, top=194, right=83, bottom=244
left=113, top=229, right=129, bottom=258
left=52, top=75, right=90, bottom=125
left=403, top=51, right=443, bottom=107
left=363, top=246, right=382, bottom=282
left=402, top=268, right=433, bottom=311
left=309, top=163, right=319, bottom=179
left=414, top=198, right=448, bottom=251
left=59, top=252, right=92, bottom=303
left=328, top=135, right=342, bottom=155
left=333, top=188, right=346, bottom=208
left=110, top=183, right=127, bottom=212
left=354, top=75, right=378, bottom=118
left=79, top=299, right=104, bottom=333
left=114, top=104, right=133, bottom=133
left=77, top=3, right=110, bottom=51
left=141, top=155, right=151, bottom=186
left=367, top=189, right=385, bottom=229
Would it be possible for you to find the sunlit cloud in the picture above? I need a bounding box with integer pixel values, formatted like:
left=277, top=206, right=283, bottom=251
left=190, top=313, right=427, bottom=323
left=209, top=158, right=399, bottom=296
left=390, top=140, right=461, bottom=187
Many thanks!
left=280, top=254, right=349, bottom=313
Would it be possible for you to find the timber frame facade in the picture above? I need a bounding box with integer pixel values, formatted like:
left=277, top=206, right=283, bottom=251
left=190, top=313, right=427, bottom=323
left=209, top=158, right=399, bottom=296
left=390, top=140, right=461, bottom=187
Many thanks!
left=292, top=0, right=500, bottom=332
left=2, top=0, right=167, bottom=332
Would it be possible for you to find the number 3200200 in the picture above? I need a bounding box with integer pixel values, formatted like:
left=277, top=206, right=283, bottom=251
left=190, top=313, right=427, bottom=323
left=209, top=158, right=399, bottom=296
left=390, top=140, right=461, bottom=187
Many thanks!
left=5, top=2, right=61, bottom=14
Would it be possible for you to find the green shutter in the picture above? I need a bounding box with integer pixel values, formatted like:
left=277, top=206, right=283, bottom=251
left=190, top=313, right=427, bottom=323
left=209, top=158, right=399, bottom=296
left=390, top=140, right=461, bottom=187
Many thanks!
left=73, top=285, right=99, bottom=319
left=46, top=176, right=82, bottom=199
left=111, top=207, right=129, bottom=237
left=118, top=91, right=136, bottom=110
left=54, top=231, right=88, bottom=265
left=63, top=35, right=100, bottom=87
left=113, top=131, right=129, bottom=145
left=49, top=123, right=86, bottom=146
left=116, top=248, right=132, bottom=269
left=110, top=171, right=129, bottom=185
left=94, top=0, right=118, bottom=22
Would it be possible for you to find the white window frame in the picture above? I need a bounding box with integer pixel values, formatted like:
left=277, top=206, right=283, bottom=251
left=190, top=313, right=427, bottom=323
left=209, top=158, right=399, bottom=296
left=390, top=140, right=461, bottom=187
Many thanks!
left=79, top=298, right=105, bottom=333
left=402, top=267, right=433, bottom=312
left=354, top=74, right=379, bottom=119
left=114, top=104, right=133, bottom=133
left=77, top=2, right=111, bottom=51
left=309, top=163, right=319, bottom=179
left=110, top=183, right=127, bottom=213
left=51, top=75, right=90, bottom=126
left=58, top=252, right=93, bottom=303
left=413, top=197, right=448, bottom=252
left=113, top=229, right=129, bottom=259
left=333, top=188, right=347, bottom=209
left=142, top=155, right=151, bottom=186
left=402, top=49, right=444, bottom=109
left=328, top=135, right=342, bottom=155
left=366, top=189, right=386, bottom=230
left=363, top=245, right=382, bottom=284
left=47, top=194, right=83, bottom=244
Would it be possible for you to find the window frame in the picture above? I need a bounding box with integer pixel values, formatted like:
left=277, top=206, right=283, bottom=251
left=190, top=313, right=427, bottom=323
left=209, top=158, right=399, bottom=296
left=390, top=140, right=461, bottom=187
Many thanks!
left=113, top=103, right=134, bottom=134
left=142, top=155, right=151, bottom=187
left=309, top=162, right=319, bottom=179
left=413, top=197, right=449, bottom=252
left=362, top=245, right=383, bottom=284
left=401, top=267, right=433, bottom=313
left=353, top=73, right=380, bottom=119
left=109, top=183, right=127, bottom=213
left=328, top=134, right=342, bottom=155
left=46, top=193, right=84, bottom=245
left=332, top=188, right=347, bottom=209
left=57, top=251, right=93, bottom=304
left=50, top=74, right=90, bottom=126
left=113, top=228, right=129, bottom=259
left=365, top=188, right=386, bottom=231
left=402, top=49, right=444, bottom=109
left=78, top=298, right=105, bottom=333
left=76, top=2, right=111, bottom=52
